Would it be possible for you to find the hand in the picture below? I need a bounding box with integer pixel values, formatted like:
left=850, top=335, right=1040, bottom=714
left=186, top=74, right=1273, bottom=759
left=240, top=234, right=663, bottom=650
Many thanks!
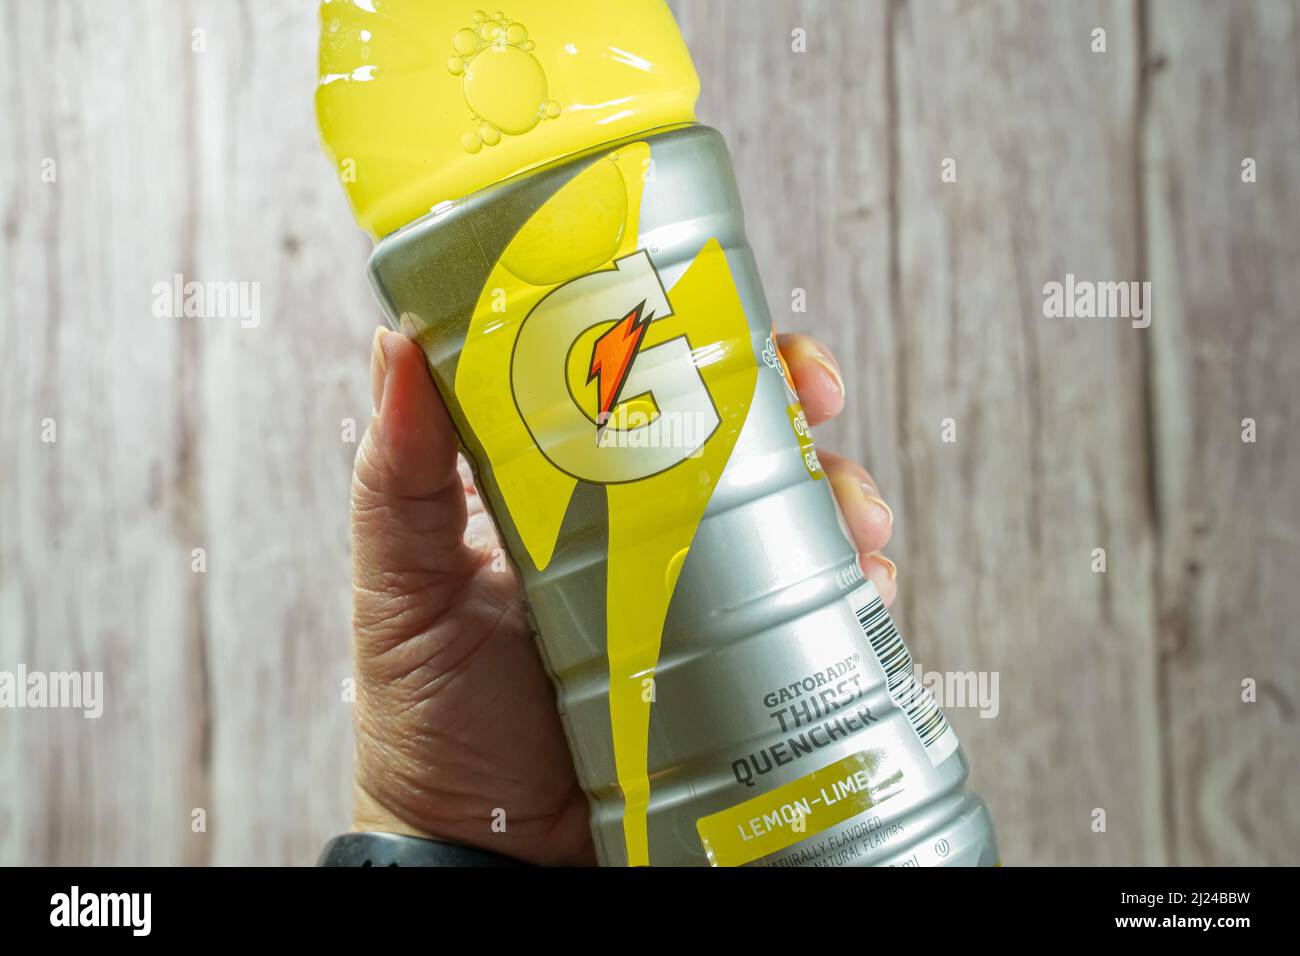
left=349, top=328, right=899, bottom=865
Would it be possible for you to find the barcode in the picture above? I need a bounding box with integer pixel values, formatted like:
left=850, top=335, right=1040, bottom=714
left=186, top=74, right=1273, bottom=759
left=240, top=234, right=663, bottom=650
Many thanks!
left=848, top=583, right=959, bottom=766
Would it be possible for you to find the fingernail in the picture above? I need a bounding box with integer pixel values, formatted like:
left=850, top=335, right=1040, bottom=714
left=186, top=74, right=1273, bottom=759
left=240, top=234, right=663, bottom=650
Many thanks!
left=867, top=553, right=898, bottom=580
left=370, top=327, right=391, bottom=412
left=810, top=351, right=845, bottom=399
left=863, top=491, right=893, bottom=528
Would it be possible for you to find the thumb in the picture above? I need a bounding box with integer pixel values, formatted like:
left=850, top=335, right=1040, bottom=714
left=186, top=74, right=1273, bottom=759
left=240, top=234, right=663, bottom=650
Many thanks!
left=352, top=328, right=470, bottom=629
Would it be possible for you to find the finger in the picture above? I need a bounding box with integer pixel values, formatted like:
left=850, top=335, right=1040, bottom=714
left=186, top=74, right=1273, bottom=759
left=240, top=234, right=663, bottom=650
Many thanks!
left=818, top=448, right=884, bottom=497
left=360, top=328, right=460, bottom=500
left=822, top=450, right=893, bottom=555
left=456, top=455, right=502, bottom=554
left=776, top=333, right=845, bottom=426
left=353, top=328, right=471, bottom=614
left=456, top=453, right=479, bottom=497
left=861, top=552, right=898, bottom=609
left=819, top=448, right=898, bottom=609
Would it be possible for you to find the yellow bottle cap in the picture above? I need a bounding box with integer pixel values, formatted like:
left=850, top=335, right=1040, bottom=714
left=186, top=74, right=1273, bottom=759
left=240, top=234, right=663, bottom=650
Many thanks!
left=316, top=0, right=700, bottom=239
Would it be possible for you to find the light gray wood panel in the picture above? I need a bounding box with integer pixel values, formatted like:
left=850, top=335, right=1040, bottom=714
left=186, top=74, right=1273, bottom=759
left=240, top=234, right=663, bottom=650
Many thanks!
left=0, top=0, right=369, bottom=864
left=1144, top=0, right=1300, bottom=865
left=1, top=0, right=218, bottom=867
left=883, top=0, right=1163, bottom=865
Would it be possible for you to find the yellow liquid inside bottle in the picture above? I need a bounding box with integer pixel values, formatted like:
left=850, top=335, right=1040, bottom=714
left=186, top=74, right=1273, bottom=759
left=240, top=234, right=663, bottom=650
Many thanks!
left=316, top=0, right=700, bottom=239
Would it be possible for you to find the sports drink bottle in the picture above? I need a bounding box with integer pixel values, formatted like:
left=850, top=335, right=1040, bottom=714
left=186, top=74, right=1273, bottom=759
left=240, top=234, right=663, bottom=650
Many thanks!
left=317, top=0, right=998, bottom=866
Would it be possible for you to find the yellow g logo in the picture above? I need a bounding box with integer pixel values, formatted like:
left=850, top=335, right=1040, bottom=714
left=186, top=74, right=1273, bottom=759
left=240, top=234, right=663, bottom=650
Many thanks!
left=511, top=250, right=720, bottom=484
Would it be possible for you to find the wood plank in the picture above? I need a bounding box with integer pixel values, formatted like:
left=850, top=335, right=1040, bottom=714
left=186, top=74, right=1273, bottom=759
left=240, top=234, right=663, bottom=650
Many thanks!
left=1144, top=0, right=1300, bottom=865
left=886, top=0, right=1164, bottom=864
left=1, top=0, right=211, bottom=865
left=173, top=0, right=366, bottom=865
left=0, top=0, right=365, bottom=864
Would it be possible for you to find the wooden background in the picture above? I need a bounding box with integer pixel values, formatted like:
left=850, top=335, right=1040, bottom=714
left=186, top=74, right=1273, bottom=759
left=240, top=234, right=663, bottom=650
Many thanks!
left=1, top=0, right=1296, bottom=865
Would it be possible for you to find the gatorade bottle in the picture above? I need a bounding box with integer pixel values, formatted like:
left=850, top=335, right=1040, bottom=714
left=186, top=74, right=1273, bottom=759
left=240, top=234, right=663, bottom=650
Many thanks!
left=317, top=0, right=998, bottom=867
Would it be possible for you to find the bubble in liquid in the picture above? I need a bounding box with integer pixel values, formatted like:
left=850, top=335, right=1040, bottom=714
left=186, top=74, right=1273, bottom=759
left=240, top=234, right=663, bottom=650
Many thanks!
left=453, top=28, right=481, bottom=56
left=545, top=100, right=561, bottom=119
left=461, top=131, right=483, bottom=153
left=461, top=44, right=549, bottom=135
left=499, top=157, right=628, bottom=286
left=480, top=124, right=501, bottom=146
left=472, top=10, right=486, bottom=24
left=448, top=56, right=465, bottom=75
left=506, top=23, right=528, bottom=44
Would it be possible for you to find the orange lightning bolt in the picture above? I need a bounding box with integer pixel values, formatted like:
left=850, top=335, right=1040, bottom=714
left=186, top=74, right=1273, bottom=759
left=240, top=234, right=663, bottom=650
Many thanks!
left=588, top=300, right=652, bottom=427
